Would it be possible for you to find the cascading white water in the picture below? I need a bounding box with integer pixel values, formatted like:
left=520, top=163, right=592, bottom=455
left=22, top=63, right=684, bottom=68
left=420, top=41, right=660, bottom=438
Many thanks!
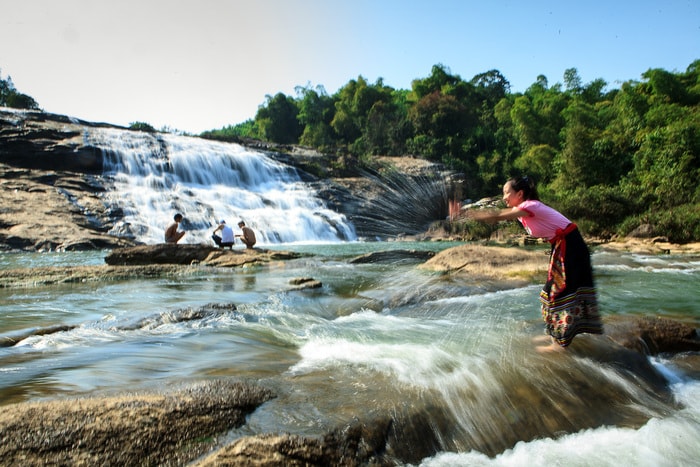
left=87, top=128, right=356, bottom=245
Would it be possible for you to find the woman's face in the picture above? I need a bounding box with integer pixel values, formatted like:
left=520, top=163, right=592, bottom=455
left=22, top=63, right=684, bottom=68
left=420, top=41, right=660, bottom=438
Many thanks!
left=502, top=182, right=523, bottom=207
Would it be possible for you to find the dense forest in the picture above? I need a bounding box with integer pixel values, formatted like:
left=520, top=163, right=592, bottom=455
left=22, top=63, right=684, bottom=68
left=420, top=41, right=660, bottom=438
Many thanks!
left=3, top=62, right=699, bottom=242
left=201, top=61, right=700, bottom=242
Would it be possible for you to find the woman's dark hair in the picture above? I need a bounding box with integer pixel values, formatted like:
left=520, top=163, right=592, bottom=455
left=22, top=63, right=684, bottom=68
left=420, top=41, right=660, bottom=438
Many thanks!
left=508, top=175, right=539, bottom=200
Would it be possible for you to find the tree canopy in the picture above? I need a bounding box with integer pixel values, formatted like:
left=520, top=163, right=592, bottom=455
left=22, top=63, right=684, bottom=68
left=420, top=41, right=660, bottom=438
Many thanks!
left=0, top=70, right=40, bottom=110
left=203, top=60, right=700, bottom=241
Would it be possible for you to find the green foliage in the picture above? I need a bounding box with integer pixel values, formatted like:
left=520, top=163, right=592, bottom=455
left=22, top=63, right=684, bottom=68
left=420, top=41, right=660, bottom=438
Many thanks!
left=471, top=69, right=510, bottom=105
left=129, top=121, right=156, bottom=132
left=200, top=120, right=260, bottom=142
left=295, top=84, right=336, bottom=150
left=551, top=185, right=636, bottom=237
left=256, top=93, right=303, bottom=144
left=0, top=70, right=40, bottom=110
left=330, top=76, right=395, bottom=153
left=624, top=109, right=700, bottom=207
left=643, top=68, right=689, bottom=105
left=618, top=203, right=700, bottom=243
left=411, top=64, right=463, bottom=98
left=442, top=219, right=498, bottom=241
left=513, top=144, right=556, bottom=183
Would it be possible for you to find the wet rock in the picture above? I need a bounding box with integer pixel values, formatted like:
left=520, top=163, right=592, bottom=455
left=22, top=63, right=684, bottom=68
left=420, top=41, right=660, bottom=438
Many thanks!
left=105, top=243, right=221, bottom=265
left=0, top=165, right=137, bottom=251
left=0, top=110, right=138, bottom=251
left=349, top=249, right=435, bottom=264
left=0, top=250, right=305, bottom=288
left=607, top=316, right=700, bottom=355
left=0, top=264, right=187, bottom=288
left=0, top=324, right=77, bottom=347
left=195, top=417, right=395, bottom=467
left=0, top=109, right=111, bottom=173
left=119, top=302, right=239, bottom=331
left=0, top=380, right=275, bottom=466
left=289, top=277, right=323, bottom=290
left=629, top=223, right=655, bottom=238
left=104, top=244, right=304, bottom=267
left=420, top=243, right=548, bottom=287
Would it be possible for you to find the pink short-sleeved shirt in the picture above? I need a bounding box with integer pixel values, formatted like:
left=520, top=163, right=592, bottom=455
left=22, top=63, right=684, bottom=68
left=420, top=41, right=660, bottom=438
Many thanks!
left=517, top=200, right=571, bottom=240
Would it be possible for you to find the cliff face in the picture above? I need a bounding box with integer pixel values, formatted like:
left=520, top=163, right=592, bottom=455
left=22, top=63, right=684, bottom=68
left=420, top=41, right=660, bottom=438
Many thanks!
left=0, top=108, right=113, bottom=173
left=0, top=109, right=137, bottom=251
left=0, top=108, right=451, bottom=251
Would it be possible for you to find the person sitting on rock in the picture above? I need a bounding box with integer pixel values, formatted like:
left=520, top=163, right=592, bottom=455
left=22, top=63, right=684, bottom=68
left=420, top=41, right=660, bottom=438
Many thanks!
left=212, top=220, right=234, bottom=249
left=164, top=213, right=185, bottom=244
left=236, top=220, right=256, bottom=249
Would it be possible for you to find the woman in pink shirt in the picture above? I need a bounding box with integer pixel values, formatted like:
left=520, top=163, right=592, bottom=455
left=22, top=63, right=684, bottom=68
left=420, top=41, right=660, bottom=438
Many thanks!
left=465, top=176, right=603, bottom=352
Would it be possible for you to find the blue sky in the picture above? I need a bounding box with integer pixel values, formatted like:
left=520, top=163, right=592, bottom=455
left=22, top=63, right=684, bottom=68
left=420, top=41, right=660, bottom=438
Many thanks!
left=1, top=0, right=698, bottom=133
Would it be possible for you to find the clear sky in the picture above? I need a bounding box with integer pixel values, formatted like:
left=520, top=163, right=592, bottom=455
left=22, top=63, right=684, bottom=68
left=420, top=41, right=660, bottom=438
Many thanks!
left=1, top=0, right=698, bottom=134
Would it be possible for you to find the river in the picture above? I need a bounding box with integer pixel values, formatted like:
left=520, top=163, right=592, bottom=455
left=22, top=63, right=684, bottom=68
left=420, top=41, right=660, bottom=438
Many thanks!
left=0, top=244, right=698, bottom=466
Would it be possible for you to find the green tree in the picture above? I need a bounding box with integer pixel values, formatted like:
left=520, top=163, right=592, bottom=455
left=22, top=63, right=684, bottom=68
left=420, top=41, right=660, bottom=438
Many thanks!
left=199, top=119, right=261, bottom=142
left=411, top=64, right=462, bottom=99
left=554, top=99, right=612, bottom=188
left=129, top=121, right=156, bottom=132
left=330, top=76, right=393, bottom=152
left=564, top=67, right=583, bottom=95
left=471, top=69, right=510, bottom=105
left=628, top=113, right=700, bottom=207
left=469, top=70, right=511, bottom=174
left=0, top=71, right=40, bottom=110
left=513, top=144, right=556, bottom=183
left=643, top=68, right=689, bottom=105
left=295, top=84, right=336, bottom=150
left=407, top=91, right=468, bottom=160
left=255, top=92, right=303, bottom=144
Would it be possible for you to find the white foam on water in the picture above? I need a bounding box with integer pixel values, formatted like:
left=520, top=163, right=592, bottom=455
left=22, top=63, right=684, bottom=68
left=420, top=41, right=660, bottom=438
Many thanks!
left=289, top=309, right=514, bottom=392
left=89, top=128, right=356, bottom=245
left=419, top=371, right=700, bottom=467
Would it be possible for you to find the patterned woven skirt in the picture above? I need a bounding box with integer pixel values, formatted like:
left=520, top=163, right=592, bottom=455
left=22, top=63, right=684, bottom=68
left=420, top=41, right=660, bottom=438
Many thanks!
left=539, top=227, right=603, bottom=347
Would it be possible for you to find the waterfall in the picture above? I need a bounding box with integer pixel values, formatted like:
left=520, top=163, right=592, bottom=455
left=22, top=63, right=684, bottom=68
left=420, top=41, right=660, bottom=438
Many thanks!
left=88, top=128, right=357, bottom=245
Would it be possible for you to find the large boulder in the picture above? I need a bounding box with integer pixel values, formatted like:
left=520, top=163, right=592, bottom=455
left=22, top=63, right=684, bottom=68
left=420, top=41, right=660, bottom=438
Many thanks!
left=0, top=380, right=274, bottom=466
left=0, top=165, right=136, bottom=251
left=104, top=243, right=303, bottom=266
left=104, top=243, right=222, bottom=265
left=607, top=316, right=700, bottom=355
left=420, top=243, right=549, bottom=288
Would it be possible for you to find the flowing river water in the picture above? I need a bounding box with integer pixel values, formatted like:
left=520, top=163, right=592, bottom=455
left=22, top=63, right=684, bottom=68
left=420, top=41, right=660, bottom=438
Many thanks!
left=1, top=130, right=699, bottom=465
left=1, top=246, right=699, bottom=465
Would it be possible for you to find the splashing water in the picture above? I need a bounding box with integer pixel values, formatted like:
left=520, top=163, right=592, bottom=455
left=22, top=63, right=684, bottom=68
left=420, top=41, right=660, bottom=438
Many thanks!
left=88, top=128, right=356, bottom=245
left=349, top=168, right=454, bottom=239
left=0, top=247, right=699, bottom=463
